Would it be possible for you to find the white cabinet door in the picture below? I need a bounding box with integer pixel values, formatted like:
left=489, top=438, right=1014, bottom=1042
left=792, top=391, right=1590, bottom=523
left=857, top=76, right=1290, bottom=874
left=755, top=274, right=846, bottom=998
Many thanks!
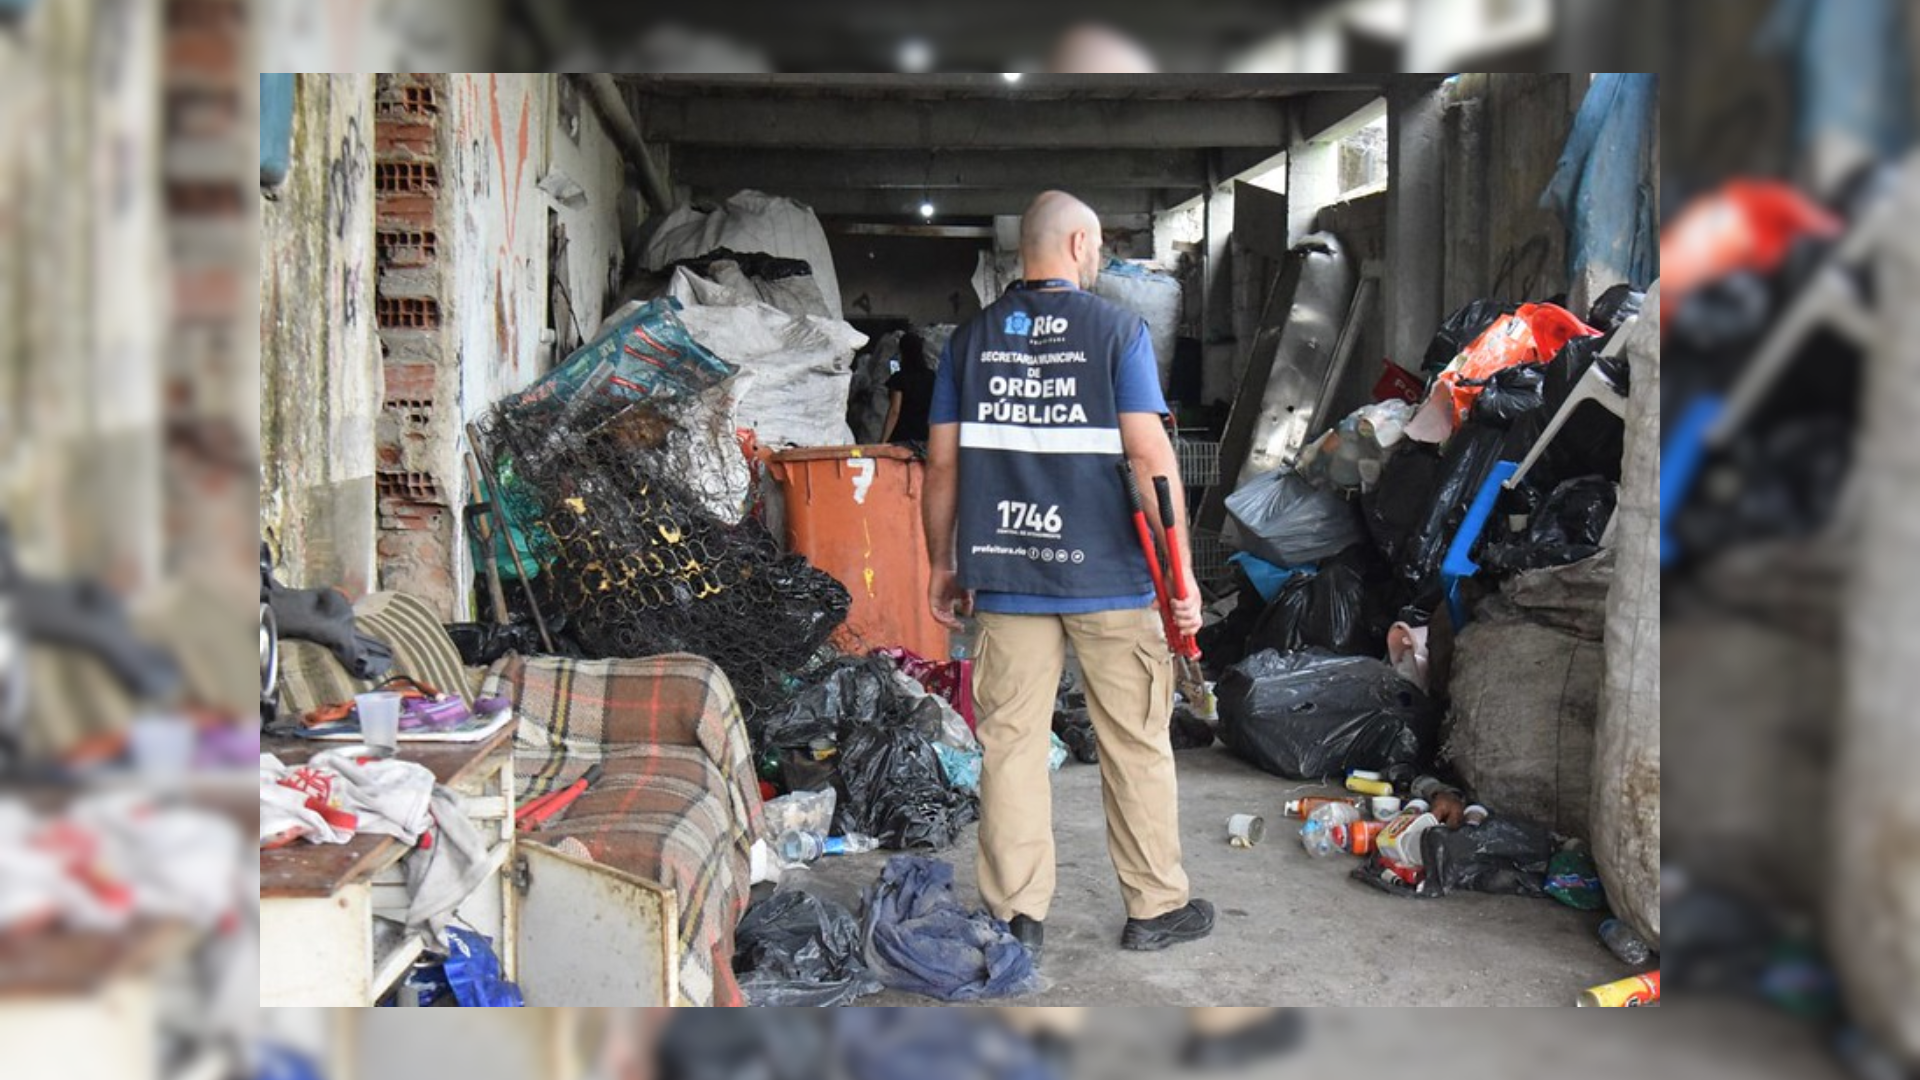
left=513, top=842, right=678, bottom=1005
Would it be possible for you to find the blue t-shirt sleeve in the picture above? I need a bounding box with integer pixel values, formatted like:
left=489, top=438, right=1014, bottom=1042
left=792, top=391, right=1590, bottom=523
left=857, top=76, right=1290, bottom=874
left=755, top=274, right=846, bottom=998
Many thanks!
left=929, top=342, right=961, bottom=425
left=1114, top=322, right=1168, bottom=415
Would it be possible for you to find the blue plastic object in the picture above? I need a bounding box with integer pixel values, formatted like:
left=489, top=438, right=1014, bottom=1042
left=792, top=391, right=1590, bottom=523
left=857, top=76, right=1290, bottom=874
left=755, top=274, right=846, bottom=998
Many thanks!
left=1226, top=552, right=1315, bottom=604
left=1440, top=460, right=1520, bottom=628
left=444, top=926, right=524, bottom=1007
left=256, top=1044, right=324, bottom=1080
left=260, top=74, right=295, bottom=187
left=1660, top=395, right=1724, bottom=566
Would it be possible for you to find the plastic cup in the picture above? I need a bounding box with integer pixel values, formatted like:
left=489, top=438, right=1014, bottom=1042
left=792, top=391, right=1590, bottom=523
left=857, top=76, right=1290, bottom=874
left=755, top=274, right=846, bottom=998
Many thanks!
left=129, top=714, right=196, bottom=776
left=1372, top=795, right=1403, bottom=821
left=355, top=691, right=404, bottom=755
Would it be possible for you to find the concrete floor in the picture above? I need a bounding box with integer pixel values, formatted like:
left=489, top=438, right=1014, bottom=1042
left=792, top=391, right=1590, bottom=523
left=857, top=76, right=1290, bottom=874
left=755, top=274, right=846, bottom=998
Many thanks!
left=797, top=745, right=1638, bottom=1007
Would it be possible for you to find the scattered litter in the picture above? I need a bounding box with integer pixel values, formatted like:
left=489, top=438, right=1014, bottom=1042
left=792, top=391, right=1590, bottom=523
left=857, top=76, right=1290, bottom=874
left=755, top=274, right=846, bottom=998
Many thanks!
left=1226, top=813, right=1264, bottom=848
left=1216, top=650, right=1436, bottom=783
left=1577, top=970, right=1659, bottom=1007
left=835, top=670, right=978, bottom=850
left=1545, top=846, right=1608, bottom=911
left=1294, top=399, right=1414, bottom=492
left=1600, top=917, right=1654, bottom=966
left=859, top=855, right=1038, bottom=1002
left=734, top=888, right=883, bottom=1007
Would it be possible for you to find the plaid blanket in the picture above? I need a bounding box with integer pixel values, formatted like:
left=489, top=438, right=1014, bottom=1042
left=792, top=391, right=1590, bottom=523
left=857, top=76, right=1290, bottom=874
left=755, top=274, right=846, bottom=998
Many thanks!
left=481, top=652, right=765, bottom=1007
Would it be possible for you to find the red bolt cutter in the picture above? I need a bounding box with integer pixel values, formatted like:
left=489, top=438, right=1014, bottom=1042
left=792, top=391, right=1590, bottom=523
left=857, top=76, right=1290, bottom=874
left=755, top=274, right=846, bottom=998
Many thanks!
left=515, top=764, right=603, bottom=832
left=1117, top=463, right=1207, bottom=700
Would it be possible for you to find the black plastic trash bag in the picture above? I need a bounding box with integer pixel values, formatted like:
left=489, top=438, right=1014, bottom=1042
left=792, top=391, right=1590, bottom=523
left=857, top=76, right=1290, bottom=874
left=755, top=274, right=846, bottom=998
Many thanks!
left=444, top=620, right=550, bottom=667
left=1244, top=547, right=1394, bottom=659
left=1362, top=444, right=1447, bottom=570
left=1392, top=424, right=1510, bottom=601
left=1170, top=706, right=1216, bottom=751
left=1480, top=476, right=1617, bottom=574
left=757, top=658, right=891, bottom=751
left=1225, top=468, right=1365, bottom=567
left=1215, top=649, right=1436, bottom=782
left=733, top=888, right=884, bottom=1007
left=1423, top=298, right=1518, bottom=373
left=1499, top=336, right=1626, bottom=488
left=1419, top=816, right=1556, bottom=897
left=834, top=673, right=978, bottom=849
left=656, top=1010, right=832, bottom=1080
left=860, top=855, right=1039, bottom=1002
left=1468, top=364, right=1547, bottom=427
left=1586, top=283, right=1645, bottom=333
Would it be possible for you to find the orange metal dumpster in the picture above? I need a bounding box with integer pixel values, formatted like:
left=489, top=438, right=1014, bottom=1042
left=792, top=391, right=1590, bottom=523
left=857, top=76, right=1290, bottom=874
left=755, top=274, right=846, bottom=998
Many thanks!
left=768, top=445, right=949, bottom=660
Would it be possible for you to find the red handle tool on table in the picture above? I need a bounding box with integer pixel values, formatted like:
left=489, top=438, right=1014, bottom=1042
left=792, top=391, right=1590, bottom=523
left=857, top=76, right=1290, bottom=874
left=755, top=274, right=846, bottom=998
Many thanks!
left=515, top=763, right=603, bottom=832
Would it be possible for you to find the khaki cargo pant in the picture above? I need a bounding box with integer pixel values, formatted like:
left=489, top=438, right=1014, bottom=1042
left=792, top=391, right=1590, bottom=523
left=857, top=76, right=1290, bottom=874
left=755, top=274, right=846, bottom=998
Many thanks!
left=973, top=605, right=1190, bottom=923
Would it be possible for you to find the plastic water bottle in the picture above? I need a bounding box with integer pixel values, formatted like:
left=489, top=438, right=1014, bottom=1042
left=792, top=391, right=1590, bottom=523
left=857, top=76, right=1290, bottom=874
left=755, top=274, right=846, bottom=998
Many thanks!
left=1599, top=918, right=1654, bottom=966
left=830, top=832, right=879, bottom=855
left=1300, top=802, right=1361, bottom=858
left=777, top=829, right=825, bottom=865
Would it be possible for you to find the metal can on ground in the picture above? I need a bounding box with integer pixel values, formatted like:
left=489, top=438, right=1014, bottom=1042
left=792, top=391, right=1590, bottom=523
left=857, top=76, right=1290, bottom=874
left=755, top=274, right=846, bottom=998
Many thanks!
left=1577, top=971, right=1661, bottom=1007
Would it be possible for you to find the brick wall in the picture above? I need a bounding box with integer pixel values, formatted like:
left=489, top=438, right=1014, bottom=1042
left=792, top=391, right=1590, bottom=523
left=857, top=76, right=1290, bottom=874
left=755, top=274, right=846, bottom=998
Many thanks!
left=372, top=74, right=458, bottom=613
left=164, top=0, right=256, bottom=585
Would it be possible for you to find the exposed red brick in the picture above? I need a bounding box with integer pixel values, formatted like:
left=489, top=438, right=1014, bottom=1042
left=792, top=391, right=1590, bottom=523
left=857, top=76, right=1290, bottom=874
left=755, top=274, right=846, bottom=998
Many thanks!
left=384, top=362, right=439, bottom=402
left=374, top=125, right=436, bottom=157
left=376, top=296, right=440, bottom=330
left=376, top=201, right=438, bottom=230
left=165, top=0, right=243, bottom=32
left=376, top=227, right=438, bottom=268
left=165, top=29, right=239, bottom=80
left=164, top=87, right=239, bottom=139
left=174, top=267, right=239, bottom=320
left=375, top=161, right=438, bottom=194
left=167, top=180, right=243, bottom=216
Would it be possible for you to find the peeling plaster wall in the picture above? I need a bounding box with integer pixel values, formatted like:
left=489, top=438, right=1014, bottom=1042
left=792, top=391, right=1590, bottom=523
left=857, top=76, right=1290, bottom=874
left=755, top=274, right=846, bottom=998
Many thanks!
left=444, top=72, right=549, bottom=427
left=259, top=74, right=379, bottom=593
left=370, top=73, right=630, bottom=618
left=546, top=75, right=629, bottom=342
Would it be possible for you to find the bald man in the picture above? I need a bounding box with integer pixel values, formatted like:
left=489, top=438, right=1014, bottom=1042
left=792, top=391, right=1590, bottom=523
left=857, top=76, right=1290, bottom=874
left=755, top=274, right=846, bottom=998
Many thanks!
left=923, top=191, right=1214, bottom=962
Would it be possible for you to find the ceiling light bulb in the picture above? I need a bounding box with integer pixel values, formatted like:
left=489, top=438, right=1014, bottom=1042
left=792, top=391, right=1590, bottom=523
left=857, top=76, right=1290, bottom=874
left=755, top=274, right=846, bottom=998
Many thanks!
left=1002, top=72, right=1022, bottom=82
left=919, top=201, right=936, bottom=219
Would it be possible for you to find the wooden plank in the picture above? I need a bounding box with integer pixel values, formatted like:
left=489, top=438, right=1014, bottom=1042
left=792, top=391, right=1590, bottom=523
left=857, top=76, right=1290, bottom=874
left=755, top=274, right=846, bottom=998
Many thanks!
left=0, top=923, right=187, bottom=997
left=260, top=833, right=399, bottom=899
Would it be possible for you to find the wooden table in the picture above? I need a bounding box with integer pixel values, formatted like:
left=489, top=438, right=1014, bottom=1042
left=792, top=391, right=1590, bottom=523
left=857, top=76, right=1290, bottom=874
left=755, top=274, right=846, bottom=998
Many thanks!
left=260, top=722, right=519, bottom=900
left=259, top=721, right=520, bottom=1005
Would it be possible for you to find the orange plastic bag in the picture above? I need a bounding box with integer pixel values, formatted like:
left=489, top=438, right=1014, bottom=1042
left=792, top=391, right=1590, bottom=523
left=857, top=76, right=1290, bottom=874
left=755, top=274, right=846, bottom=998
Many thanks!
left=1433, top=303, right=1601, bottom=425
left=1660, top=179, right=1842, bottom=319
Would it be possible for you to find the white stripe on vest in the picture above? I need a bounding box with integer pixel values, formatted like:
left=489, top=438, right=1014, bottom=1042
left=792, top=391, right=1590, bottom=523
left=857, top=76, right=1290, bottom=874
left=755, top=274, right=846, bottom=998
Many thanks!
left=959, top=423, right=1123, bottom=455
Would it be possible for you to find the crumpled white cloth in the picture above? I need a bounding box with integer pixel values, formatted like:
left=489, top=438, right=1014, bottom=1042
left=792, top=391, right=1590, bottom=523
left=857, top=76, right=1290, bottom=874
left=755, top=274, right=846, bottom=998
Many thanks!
left=259, top=749, right=435, bottom=847
left=0, top=793, right=244, bottom=933
left=403, top=787, right=493, bottom=942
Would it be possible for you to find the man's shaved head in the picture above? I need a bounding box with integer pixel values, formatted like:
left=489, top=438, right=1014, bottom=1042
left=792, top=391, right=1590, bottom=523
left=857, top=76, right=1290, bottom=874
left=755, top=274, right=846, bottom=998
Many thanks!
left=1020, top=190, right=1104, bottom=289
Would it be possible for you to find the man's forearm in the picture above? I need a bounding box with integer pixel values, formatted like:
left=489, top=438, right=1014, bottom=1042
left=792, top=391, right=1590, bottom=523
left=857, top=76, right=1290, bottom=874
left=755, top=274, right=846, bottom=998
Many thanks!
left=924, top=462, right=958, bottom=569
left=1129, top=451, right=1196, bottom=588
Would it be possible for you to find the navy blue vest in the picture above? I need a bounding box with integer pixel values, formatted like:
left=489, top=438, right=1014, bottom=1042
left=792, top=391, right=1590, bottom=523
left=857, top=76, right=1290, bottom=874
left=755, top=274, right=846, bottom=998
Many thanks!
left=951, top=286, right=1155, bottom=597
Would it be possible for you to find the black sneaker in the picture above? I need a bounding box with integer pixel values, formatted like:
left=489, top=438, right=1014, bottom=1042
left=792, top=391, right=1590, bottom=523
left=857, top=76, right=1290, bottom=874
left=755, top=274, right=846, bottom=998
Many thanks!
left=1121, top=898, right=1215, bottom=951
left=1009, top=914, right=1045, bottom=960
left=1181, top=1010, right=1306, bottom=1071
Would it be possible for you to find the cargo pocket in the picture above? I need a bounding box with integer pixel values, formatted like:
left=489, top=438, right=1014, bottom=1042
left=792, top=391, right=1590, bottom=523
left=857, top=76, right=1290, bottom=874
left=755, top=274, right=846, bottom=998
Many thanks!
left=1132, top=639, right=1173, bottom=735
